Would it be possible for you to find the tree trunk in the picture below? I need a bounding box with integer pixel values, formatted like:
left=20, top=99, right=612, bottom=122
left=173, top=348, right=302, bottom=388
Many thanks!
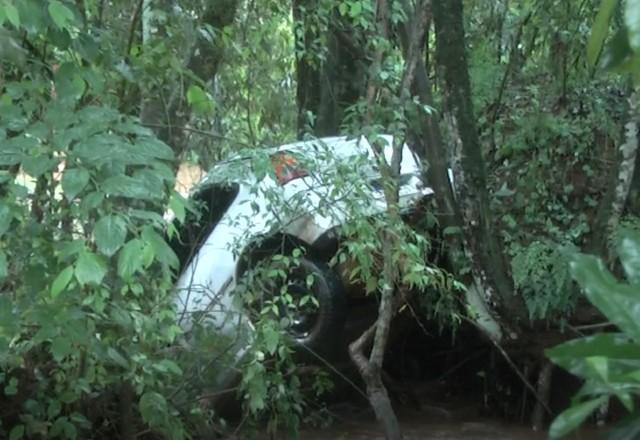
left=397, top=0, right=504, bottom=342
left=292, top=0, right=367, bottom=137
left=608, top=93, right=639, bottom=241
left=140, top=0, right=239, bottom=154
left=346, top=1, right=434, bottom=438
left=589, top=92, right=638, bottom=259
left=432, top=0, right=528, bottom=328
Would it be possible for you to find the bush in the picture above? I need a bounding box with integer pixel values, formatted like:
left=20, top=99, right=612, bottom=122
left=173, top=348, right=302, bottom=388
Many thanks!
left=0, top=72, right=194, bottom=437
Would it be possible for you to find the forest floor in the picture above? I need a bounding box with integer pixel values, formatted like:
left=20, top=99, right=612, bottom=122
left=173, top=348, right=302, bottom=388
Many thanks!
left=296, top=395, right=600, bottom=440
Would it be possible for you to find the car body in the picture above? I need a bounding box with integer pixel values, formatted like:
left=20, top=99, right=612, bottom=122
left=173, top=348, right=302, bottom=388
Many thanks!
left=170, top=135, right=434, bottom=388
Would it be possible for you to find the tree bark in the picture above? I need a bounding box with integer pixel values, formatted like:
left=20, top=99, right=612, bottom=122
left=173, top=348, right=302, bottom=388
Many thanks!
left=140, top=0, right=239, bottom=154
left=590, top=92, right=638, bottom=259
left=292, top=0, right=367, bottom=137
left=432, top=0, right=528, bottom=328
left=397, top=0, right=503, bottom=342
left=531, top=361, right=553, bottom=431
left=346, top=2, right=434, bottom=438
left=608, top=93, right=639, bottom=240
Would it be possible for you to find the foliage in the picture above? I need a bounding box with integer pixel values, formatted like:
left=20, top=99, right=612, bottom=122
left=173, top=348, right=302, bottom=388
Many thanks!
left=589, top=0, right=640, bottom=83
left=1, top=0, right=639, bottom=436
left=511, top=241, right=575, bottom=320
left=234, top=254, right=328, bottom=437
left=465, top=0, right=629, bottom=320
left=0, top=1, right=202, bottom=438
left=0, top=67, right=190, bottom=438
left=546, top=228, right=640, bottom=439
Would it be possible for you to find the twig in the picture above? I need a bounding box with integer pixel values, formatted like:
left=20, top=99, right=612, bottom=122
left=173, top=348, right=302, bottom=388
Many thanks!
left=300, top=344, right=370, bottom=401
left=117, top=0, right=144, bottom=108
left=126, top=0, right=144, bottom=58
left=489, top=9, right=534, bottom=150
left=461, top=313, right=550, bottom=415
left=569, top=322, right=615, bottom=331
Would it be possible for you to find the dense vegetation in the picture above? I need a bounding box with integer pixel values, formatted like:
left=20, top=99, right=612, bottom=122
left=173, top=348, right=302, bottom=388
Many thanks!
left=1, top=0, right=639, bottom=438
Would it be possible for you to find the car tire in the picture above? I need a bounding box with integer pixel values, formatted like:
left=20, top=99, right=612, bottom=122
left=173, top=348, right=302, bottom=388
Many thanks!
left=255, top=256, right=347, bottom=362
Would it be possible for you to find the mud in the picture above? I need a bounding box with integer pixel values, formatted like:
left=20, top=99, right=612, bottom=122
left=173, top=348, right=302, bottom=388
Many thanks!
left=297, top=399, right=601, bottom=439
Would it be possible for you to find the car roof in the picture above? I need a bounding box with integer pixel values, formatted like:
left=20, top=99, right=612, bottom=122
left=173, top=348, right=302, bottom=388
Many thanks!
left=197, top=135, right=401, bottom=189
left=220, top=135, right=379, bottom=162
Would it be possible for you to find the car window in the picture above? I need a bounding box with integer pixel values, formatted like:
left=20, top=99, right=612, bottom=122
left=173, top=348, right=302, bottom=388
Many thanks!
left=170, top=183, right=240, bottom=270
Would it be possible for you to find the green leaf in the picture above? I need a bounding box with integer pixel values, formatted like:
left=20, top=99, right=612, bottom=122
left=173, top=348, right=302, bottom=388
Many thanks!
left=587, top=0, right=619, bottom=67
left=547, top=333, right=640, bottom=373
left=626, top=0, right=640, bottom=51
left=134, top=137, right=174, bottom=161
left=9, top=424, right=24, bottom=440
left=94, top=215, right=127, bottom=257
left=74, top=251, right=107, bottom=285
left=617, top=228, right=640, bottom=285
left=48, top=0, right=75, bottom=30
left=102, top=175, right=163, bottom=200
left=0, top=142, right=23, bottom=166
left=107, top=347, right=129, bottom=368
left=155, top=359, right=183, bottom=375
left=186, top=84, right=214, bottom=114
left=349, top=1, right=362, bottom=17
left=51, top=265, right=74, bottom=298
left=79, top=191, right=104, bottom=213
left=139, top=392, right=168, bottom=428
left=50, top=336, right=72, bottom=362
left=586, top=356, right=609, bottom=381
left=601, top=27, right=633, bottom=70
left=50, top=417, right=77, bottom=439
left=142, top=227, right=178, bottom=269
left=263, top=325, right=279, bottom=355
left=443, top=226, right=462, bottom=236
left=48, top=400, right=62, bottom=419
left=62, top=168, right=90, bottom=200
left=549, top=396, right=607, bottom=439
left=570, top=254, right=640, bottom=341
left=169, top=193, right=186, bottom=224
left=117, top=239, right=145, bottom=279
left=3, top=2, right=20, bottom=28
left=4, top=377, right=18, bottom=395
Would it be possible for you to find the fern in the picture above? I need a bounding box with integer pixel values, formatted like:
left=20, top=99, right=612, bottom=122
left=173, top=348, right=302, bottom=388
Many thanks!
left=511, top=241, right=577, bottom=320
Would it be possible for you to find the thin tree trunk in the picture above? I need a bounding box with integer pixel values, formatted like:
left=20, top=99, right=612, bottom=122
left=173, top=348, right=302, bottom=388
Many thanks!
left=531, top=361, right=553, bottom=431
left=397, top=0, right=504, bottom=342
left=292, top=0, right=367, bottom=137
left=590, top=91, right=638, bottom=259
left=608, top=92, right=639, bottom=239
left=347, top=2, right=432, bottom=438
left=432, top=0, right=527, bottom=328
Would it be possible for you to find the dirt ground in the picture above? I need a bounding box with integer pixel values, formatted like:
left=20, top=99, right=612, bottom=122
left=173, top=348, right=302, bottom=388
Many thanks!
left=296, top=401, right=601, bottom=440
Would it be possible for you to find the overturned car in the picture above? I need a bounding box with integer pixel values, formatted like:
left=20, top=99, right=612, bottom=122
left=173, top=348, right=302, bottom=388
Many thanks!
left=170, top=136, right=436, bottom=384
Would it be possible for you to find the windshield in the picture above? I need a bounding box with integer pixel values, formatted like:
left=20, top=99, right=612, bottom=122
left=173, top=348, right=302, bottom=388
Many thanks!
left=170, top=183, right=240, bottom=270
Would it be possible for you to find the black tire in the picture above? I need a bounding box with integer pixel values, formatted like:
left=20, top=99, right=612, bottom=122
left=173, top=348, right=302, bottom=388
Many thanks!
left=253, top=256, right=347, bottom=361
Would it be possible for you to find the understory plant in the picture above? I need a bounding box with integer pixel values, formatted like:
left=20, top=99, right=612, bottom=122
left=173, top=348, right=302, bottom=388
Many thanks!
left=546, top=228, right=640, bottom=439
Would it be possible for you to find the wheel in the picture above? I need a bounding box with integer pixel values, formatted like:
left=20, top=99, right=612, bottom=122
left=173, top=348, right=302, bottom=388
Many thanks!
left=250, top=255, right=347, bottom=361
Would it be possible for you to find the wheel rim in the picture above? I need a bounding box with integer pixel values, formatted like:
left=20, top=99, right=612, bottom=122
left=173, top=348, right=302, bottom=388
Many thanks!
left=285, top=283, right=319, bottom=340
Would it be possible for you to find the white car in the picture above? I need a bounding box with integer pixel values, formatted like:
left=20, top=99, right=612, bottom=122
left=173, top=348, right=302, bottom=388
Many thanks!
left=170, top=135, right=434, bottom=369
